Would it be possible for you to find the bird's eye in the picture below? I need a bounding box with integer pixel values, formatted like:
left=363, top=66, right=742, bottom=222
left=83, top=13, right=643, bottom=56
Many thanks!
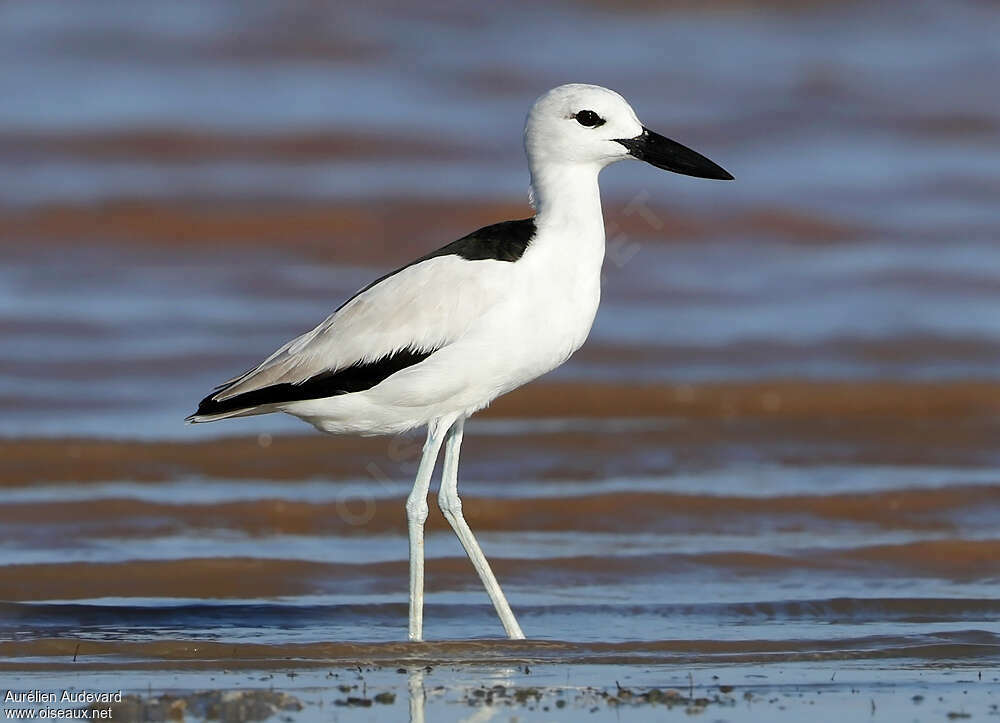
left=573, top=110, right=605, bottom=128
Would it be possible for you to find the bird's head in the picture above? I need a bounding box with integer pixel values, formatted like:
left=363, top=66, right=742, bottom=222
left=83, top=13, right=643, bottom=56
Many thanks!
left=524, top=83, right=733, bottom=181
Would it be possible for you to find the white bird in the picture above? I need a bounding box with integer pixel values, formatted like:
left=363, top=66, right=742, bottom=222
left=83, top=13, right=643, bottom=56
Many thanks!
left=188, top=83, right=732, bottom=641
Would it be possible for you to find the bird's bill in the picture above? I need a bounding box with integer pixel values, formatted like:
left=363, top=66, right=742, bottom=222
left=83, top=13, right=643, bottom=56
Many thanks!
left=615, top=127, right=733, bottom=181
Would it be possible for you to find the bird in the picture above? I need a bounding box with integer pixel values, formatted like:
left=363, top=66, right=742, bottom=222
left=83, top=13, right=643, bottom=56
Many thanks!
left=188, top=83, right=732, bottom=641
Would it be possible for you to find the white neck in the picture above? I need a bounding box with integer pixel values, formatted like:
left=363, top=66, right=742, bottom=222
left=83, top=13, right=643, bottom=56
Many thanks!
left=529, top=161, right=606, bottom=244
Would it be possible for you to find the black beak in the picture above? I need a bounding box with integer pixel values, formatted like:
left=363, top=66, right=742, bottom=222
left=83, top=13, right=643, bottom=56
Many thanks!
left=615, top=127, right=733, bottom=181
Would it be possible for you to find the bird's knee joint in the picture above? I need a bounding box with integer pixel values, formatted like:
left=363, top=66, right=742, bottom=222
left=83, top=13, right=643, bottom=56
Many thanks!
left=405, top=497, right=429, bottom=524
left=438, top=492, right=462, bottom=517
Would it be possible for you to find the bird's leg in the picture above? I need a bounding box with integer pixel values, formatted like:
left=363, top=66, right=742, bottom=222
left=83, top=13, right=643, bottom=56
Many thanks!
left=438, top=417, right=526, bottom=639
left=405, top=417, right=451, bottom=642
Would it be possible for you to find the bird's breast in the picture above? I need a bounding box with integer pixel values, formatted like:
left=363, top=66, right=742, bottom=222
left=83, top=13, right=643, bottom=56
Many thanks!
left=478, top=241, right=603, bottom=389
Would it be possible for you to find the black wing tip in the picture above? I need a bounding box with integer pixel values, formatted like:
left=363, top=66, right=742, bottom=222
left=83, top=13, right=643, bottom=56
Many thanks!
left=186, top=390, right=243, bottom=422
left=187, top=347, right=438, bottom=424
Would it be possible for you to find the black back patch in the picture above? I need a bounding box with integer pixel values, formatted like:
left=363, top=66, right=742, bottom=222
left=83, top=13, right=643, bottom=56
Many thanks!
left=340, top=217, right=537, bottom=309
left=426, top=217, right=536, bottom=262
left=193, top=347, right=435, bottom=417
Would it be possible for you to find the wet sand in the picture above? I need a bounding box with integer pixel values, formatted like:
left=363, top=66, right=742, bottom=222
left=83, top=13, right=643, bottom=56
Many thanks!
left=0, top=198, right=869, bottom=270
left=2, top=379, right=997, bottom=485
left=5, top=484, right=997, bottom=538
left=0, top=129, right=484, bottom=163
left=6, top=631, right=1000, bottom=669
left=4, top=538, right=1000, bottom=602
left=5, top=663, right=999, bottom=723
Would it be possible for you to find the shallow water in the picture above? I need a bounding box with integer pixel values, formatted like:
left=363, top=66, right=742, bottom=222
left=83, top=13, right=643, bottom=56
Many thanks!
left=1, top=421, right=998, bottom=654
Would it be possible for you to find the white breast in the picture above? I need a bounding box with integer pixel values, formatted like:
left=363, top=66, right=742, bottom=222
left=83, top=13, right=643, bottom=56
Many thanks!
left=502, top=230, right=603, bottom=379
left=434, top=222, right=605, bottom=407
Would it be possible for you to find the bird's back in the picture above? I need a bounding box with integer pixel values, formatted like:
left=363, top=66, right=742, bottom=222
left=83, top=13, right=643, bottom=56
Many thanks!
left=188, top=215, right=602, bottom=433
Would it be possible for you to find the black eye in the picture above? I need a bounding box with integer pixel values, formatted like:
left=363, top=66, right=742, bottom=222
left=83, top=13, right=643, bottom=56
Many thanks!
left=573, top=110, right=605, bottom=128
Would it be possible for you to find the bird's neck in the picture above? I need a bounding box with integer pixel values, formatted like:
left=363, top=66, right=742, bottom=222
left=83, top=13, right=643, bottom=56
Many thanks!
left=529, top=161, right=606, bottom=248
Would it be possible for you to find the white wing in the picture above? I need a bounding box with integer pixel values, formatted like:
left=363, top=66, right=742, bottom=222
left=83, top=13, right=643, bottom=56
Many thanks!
left=212, top=254, right=511, bottom=401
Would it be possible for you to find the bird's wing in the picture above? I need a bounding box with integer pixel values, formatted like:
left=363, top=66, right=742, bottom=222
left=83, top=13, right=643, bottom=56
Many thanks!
left=191, top=218, right=535, bottom=418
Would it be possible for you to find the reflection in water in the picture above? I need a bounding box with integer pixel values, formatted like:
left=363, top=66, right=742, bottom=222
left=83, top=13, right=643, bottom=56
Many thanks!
left=408, top=668, right=424, bottom=723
